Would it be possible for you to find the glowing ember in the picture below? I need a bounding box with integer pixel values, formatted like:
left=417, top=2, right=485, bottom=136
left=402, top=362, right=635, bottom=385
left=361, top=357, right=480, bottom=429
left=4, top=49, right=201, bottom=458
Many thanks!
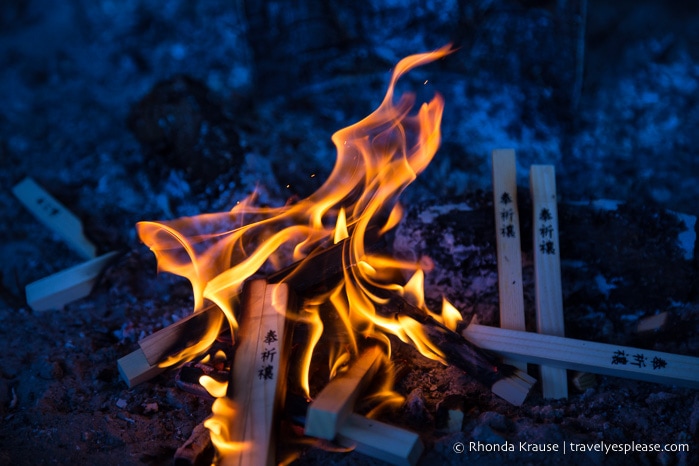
left=138, top=44, right=461, bottom=462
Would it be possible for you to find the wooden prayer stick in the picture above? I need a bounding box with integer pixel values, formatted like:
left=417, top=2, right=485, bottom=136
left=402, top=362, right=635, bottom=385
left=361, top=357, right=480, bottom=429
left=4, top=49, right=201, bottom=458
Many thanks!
left=304, top=346, right=383, bottom=440
left=26, top=251, right=119, bottom=311
left=462, top=323, right=699, bottom=389
left=530, top=165, right=568, bottom=399
left=12, top=177, right=97, bottom=260
left=491, top=149, right=526, bottom=371
left=336, top=414, right=424, bottom=466
left=221, top=279, right=290, bottom=466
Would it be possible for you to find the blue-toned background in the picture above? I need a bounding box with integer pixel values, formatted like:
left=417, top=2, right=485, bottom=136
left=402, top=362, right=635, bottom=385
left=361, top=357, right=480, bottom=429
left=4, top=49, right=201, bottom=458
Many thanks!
left=1, top=1, right=697, bottom=464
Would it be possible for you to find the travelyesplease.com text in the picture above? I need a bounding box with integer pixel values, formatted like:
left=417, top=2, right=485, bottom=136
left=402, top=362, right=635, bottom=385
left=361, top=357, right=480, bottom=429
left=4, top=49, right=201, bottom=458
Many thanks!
left=458, top=440, right=690, bottom=455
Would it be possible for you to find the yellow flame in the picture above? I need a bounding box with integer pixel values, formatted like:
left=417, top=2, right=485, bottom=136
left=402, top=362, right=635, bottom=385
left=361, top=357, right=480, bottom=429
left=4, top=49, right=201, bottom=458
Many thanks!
left=204, top=398, right=248, bottom=457
left=294, top=302, right=324, bottom=399
left=199, top=375, right=229, bottom=398
left=329, top=349, right=351, bottom=380
left=364, top=351, right=404, bottom=418
left=157, top=310, right=224, bottom=368
left=138, top=45, right=456, bottom=461
left=333, top=207, right=349, bottom=244
left=403, top=269, right=426, bottom=309
left=441, top=297, right=463, bottom=331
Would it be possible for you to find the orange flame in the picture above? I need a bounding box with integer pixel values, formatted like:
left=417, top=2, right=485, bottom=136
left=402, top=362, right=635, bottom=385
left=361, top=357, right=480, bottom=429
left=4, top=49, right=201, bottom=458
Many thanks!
left=138, top=45, right=460, bottom=461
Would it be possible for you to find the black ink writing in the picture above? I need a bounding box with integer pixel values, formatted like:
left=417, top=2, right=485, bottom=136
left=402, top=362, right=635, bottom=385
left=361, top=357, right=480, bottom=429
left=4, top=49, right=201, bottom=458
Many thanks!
left=611, top=350, right=628, bottom=365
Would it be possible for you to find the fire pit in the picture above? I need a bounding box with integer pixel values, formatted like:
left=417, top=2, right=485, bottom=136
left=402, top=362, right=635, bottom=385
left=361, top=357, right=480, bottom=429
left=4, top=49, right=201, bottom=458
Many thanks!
left=113, top=47, right=697, bottom=465
left=1, top=2, right=698, bottom=465
left=120, top=46, right=538, bottom=464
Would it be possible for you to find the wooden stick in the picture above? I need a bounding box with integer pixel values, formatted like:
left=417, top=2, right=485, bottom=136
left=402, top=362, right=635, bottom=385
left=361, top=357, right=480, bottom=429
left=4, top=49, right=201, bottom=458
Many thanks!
left=117, top=347, right=166, bottom=388
left=491, top=149, right=526, bottom=372
left=139, top=304, right=224, bottom=366
left=221, top=279, right=290, bottom=466
left=12, top=177, right=96, bottom=260
left=530, top=165, right=568, bottom=399
left=25, top=251, right=119, bottom=311
left=462, top=323, right=699, bottom=389
left=304, top=346, right=383, bottom=440
left=336, top=414, right=424, bottom=466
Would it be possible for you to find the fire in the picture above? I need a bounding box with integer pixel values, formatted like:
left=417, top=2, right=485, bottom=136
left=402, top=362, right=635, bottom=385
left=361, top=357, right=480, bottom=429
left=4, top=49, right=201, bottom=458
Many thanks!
left=138, top=45, right=460, bottom=462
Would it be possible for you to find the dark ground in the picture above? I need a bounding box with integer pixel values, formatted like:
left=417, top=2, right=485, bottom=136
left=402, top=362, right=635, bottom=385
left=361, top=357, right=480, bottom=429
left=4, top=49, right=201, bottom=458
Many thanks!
left=1, top=1, right=698, bottom=464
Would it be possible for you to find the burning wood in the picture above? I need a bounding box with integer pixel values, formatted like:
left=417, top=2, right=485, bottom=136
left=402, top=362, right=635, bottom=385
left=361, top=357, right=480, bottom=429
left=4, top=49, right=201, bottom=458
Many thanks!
left=491, top=149, right=527, bottom=372
left=304, top=346, right=383, bottom=440
left=139, top=303, right=224, bottom=367
left=390, top=298, right=535, bottom=406
left=204, top=279, right=290, bottom=466
left=12, top=177, right=120, bottom=311
left=530, top=165, right=569, bottom=399
left=118, top=46, right=540, bottom=464
left=118, top=232, right=385, bottom=387
left=462, top=323, right=699, bottom=388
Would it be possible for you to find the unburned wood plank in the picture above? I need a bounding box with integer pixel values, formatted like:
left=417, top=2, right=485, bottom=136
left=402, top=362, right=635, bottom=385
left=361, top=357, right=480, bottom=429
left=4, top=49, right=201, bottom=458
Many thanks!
left=12, top=177, right=96, bottom=259
left=26, top=251, right=119, bottom=311
left=304, top=346, right=383, bottom=440
left=491, top=149, right=526, bottom=372
left=530, top=165, right=568, bottom=399
left=462, top=324, right=699, bottom=389
left=336, top=414, right=424, bottom=466
left=117, top=347, right=166, bottom=388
